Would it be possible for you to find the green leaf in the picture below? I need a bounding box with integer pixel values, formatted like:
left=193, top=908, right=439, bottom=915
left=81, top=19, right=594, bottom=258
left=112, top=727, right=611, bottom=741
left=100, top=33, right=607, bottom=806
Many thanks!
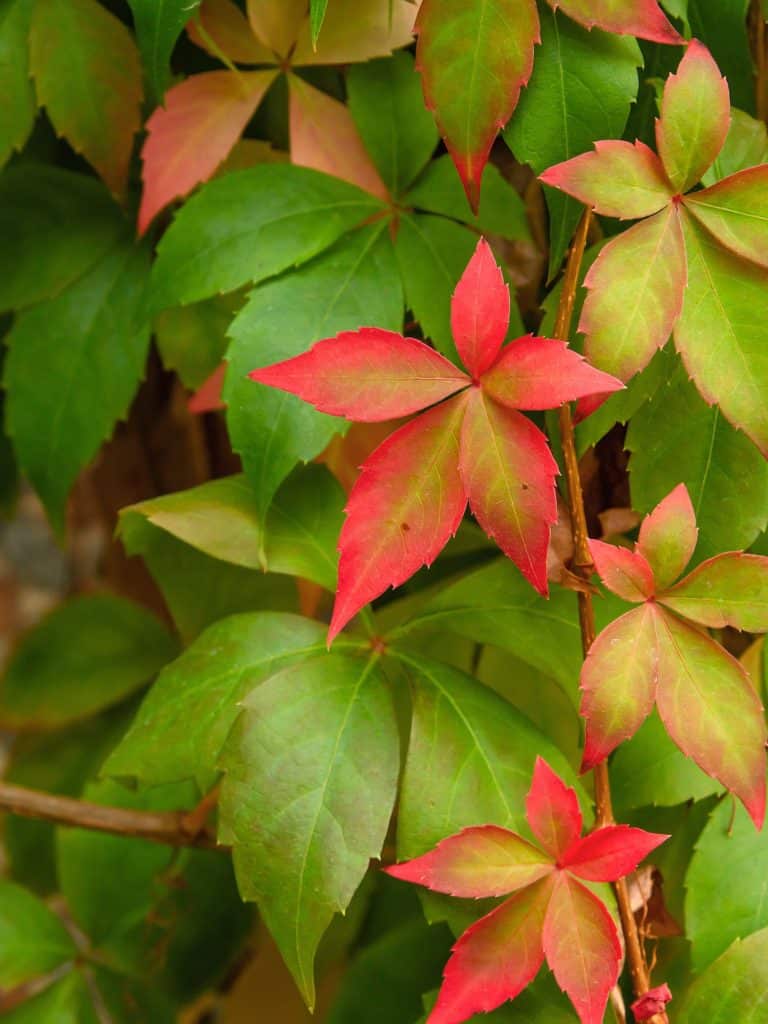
left=0, top=879, right=76, bottom=988
left=686, top=795, right=768, bottom=971
left=627, top=364, right=768, bottom=560
left=56, top=778, right=251, bottom=997
left=226, top=224, right=403, bottom=522
left=120, top=466, right=343, bottom=588
left=151, top=164, right=385, bottom=311
left=393, top=213, right=478, bottom=363
left=154, top=292, right=241, bottom=390
left=118, top=513, right=298, bottom=642
left=404, top=154, right=531, bottom=242
left=326, top=920, right=453, bottom=1024
left=104, top=611, right=338, bottom=791
left=29, top=0, right=143, bottom=195
left=4, top=234, right=152, bottom=533
left=702, top=109, right=768, bottom=186
left=218, top=651, right=400, bottom=1008
left=687, top=0, right=753, bottom=112
left=347, top=51, right=438, bottom=196
left=611, top=711, right=723, bottom=813
left=4, top=702, right=135, bottom=894
left=126, top=0, right=202, bottom=102
left=0, top=595, right=177, bottom=730
left=389, top=558, right=583, bottom=702
left=310, top=0, right=329, bottom=44
left=504, top=8, right=641, bottom=278
left=676, top=928, right=768, bottom=1022
left=0, top=0, right=36, bottom=168
left=0, top=165, right=126, bottom=312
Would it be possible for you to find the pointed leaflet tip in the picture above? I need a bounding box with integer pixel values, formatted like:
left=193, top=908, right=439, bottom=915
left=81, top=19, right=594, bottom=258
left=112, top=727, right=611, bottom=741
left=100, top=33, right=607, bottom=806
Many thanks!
left=656, top=40, right=730, bottom=193
left=588, top=539, right=655, bottom=602
left=480, top=337, right=624, bottom=411
left=560, top=825, right=669, bottom=882
left=427, top=878, right=554, bottom=1024
left=636, top=483, right=697, bottom=591
left=450, top=238, right=509, bottom=377
left=384, top=825, right=553, bottom=898
left=525, top=758, right=582, bottom=861
left=684, top=165, right=768, bottom=269
left=250, top=329, right=470, bottom=422
left=415, top=0, right=539, bottom=216
left=328, top=395, right=468, bottom=643
left=547, top=0, right=683, bottom=45
left=539, top=140, right=673, bottom=221
left=659, top=553, right=768, bottom=633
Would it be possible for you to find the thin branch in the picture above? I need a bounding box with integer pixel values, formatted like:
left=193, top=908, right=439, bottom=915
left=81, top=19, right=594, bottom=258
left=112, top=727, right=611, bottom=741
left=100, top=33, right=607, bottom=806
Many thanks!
left=552, top=210, right=668, bottom=1024
left=0, top=781, right=221, bottom=851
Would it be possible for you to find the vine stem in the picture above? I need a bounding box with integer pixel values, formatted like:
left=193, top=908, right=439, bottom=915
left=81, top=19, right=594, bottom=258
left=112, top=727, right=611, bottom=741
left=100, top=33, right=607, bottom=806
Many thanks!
left=552, top=210, right=668, bottom=1024
left=0, top=781, right=220, bottom=850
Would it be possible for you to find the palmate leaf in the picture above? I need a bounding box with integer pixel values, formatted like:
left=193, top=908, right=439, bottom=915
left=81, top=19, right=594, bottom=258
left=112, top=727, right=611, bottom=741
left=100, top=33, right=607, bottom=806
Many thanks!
left=253, top=238, right=620, bottom=639
left=29, top=0, right=143, bottom=195
left=218, top=651, right=400, bottom=1008
left=581, top=486, right=768, bottom=826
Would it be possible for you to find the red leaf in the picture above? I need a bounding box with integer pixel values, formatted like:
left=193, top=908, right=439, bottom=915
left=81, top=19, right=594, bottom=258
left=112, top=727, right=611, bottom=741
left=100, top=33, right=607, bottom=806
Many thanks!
left=542, top=874, right=621, bottom=1024
left=525, top=757, right=582, bottom=861
left=450, top=238, right=509, bottom=378
left=428, top=876, right=555, bottom=1024
left=636, top=482, right=697, bottom=591
left=329, top=395, right=468, bottom=641
left=547, top=0, right=682, bottom=43
left=188, top=363, right=226, bottom=414
left=588, top=539, right=655, bottom=602
left=656, top=40, right=730, bottom=193
left=415, top=0, right=539, bottom=211
left=481, top=337, right=623, bottom=411
left=539, top=140, right=673, bottom=221
left=250, top=329, right=470, bottom=422
left=660, top=552, right=768, bottom=632
left=385, top=825, right=553, bottom=898
left=580, top=604, right=659, bottom=771
left=288, top=75, right=391, bottom=201
left=459, top=391, right=557, bottom=595
left=560, top=825, right=669, bottom=882
left=138, top=70, right=275, bottom=235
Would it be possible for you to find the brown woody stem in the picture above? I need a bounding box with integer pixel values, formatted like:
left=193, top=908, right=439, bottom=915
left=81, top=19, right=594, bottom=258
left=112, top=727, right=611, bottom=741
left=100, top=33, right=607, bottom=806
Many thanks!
left=0, top=781, right=220, bottom=850
left=552, top=209, right=667, bottom=1023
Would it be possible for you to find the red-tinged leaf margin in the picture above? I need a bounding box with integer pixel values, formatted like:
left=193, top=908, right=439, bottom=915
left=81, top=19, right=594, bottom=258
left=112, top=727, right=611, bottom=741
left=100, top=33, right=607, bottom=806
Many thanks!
left=450, top=238, right=509, bottom=378
left=138, top=69, right=276, bottom=235
left=560, top=825, right=669, bottom=882
left=525, top=756, right=582, bottom=861
left=547, top=0, right=682, bottom=44
left=329, top=394, right=468, bottom=642
left=250, top=328, right=470, bottom=422
left=542, top=873, right=621, bottom=1024
left=459, top=391, right=557, bottom=595
left=683, top=165, right=768, bottom=270
left=636, top=482, right=697, bottom=591
left=659, top=553, right=768, bottom=633
left=415, top=0, right=540, bottom=211
left=385, top=825, right=553, bottom=898
left=588, top=539, right=655, bottom=603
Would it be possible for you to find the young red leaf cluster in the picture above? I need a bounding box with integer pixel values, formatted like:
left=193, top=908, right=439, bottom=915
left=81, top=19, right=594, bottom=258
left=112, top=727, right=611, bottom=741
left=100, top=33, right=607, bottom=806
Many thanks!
left=250, top=239, right=622, bottom=641
left=386, top=758, right=668, bottom=1024
left=582, top=484, right=768, bottom=827
left=541, top=40, right=768, bottom=453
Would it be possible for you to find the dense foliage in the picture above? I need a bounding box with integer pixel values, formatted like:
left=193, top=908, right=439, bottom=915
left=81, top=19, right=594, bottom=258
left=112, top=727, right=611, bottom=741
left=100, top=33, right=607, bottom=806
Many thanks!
left=2, top=1, right=768, bottom=1022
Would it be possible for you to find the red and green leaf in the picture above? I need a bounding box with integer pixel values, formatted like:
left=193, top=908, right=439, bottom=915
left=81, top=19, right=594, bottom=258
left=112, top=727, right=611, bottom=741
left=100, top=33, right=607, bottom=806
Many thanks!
left=138, top=70, right=276, bottom=235
left=542, top=874, right=621, bottom=1024
left=588, top=539, right=655, bottom=602
left=415, top=0, right=539, bottom=210
left=385, top=825, right=553, bottom=898
left=329, top=396, right=468, bottom=641
left=250, top=329, right=469, bottom=421
left=684, top=166, right=768, bottom=269
left=525, top=757, right=582, bottom=861
left=579, top=204, right=687, bottom=380
left=459, top=391, right=557, bottom=595
left=660, top=553, right=768, bottom=632
left=656, top=40, right=730, bottom=193
left=539, top=140, right=673, bottom=220
left=636, top=482, right=698, bottom=591
left=450, top=237, right=509, bottom=378
left=560, top=825, right=669, bottom=882
left=547, top=0, right=682, bottom=43
left=653, top=605, right=767, bottom=828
